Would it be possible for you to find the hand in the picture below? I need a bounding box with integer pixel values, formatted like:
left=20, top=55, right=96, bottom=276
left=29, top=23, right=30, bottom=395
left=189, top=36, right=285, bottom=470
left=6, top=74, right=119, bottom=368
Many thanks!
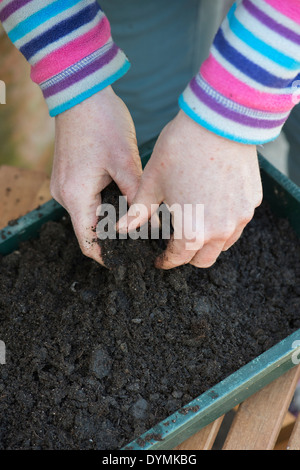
left=50, top=86, right=142, bottom=264
left=117, top=110, right=263, bottom=269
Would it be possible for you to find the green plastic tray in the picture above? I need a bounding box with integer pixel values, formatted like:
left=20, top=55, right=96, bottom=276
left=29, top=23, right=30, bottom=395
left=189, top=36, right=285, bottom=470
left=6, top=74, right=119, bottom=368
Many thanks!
left=0, top=147, right=299, bottom=450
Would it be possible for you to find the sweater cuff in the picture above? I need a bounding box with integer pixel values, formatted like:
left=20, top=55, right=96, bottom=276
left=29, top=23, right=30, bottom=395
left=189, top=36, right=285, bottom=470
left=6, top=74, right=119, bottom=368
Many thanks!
left=37, top=39, right=130, bottom=117
left=179, top=0, right=300, bottom=145
left=179, top=73, right=291, bottom=145
left=0, top=0, right=130, bottom=117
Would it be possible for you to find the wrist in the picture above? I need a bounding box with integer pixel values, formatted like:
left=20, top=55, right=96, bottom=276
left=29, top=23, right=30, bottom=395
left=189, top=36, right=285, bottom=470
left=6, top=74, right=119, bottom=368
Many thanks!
left=55, top=85, right=119, bottom=133
left=175, top=109, right=256, bottom=151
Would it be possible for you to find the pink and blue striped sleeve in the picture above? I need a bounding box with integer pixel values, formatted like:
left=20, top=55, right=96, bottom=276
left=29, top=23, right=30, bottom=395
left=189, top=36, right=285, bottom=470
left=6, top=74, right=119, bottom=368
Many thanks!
left=179, top=0, right=300, bottom=145
left=0, top=0, right=130, bottom=116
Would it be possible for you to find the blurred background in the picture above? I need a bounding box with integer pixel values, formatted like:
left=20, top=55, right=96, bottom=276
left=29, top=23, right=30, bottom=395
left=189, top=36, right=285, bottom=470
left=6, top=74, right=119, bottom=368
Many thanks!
left=0, top=23, right=54, bottom=175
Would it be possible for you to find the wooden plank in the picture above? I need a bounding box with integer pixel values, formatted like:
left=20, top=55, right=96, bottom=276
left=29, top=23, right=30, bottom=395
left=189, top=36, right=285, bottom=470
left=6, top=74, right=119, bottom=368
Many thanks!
left=223, top=366, right=300, bottom=450
left=287, top=414, right=300, bottom=450
left=0, top=165, right=51, bottom=228
left=274, top=412, right=296, bottom=450
left=32, top=177, right=51, bottom=207
left=174, top=416, right=224, bottom=450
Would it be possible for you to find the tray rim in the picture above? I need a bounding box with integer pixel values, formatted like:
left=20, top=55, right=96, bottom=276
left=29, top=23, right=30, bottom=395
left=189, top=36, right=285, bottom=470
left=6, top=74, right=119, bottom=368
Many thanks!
left=123, top=329, right=300, bottom=450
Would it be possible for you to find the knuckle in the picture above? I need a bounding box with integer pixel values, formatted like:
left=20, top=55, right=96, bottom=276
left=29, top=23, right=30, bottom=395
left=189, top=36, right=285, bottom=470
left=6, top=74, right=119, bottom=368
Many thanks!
left=256, top=192, right=263, bottom=207
left=183, top=228, right=203, bottom=245
left=204, top=220, right=236, bottom=243
left=218, top=223, right=236, bottom=241
left=240, top=208, right=255, bottom=225
left=222, top=228, right=236, bottom=240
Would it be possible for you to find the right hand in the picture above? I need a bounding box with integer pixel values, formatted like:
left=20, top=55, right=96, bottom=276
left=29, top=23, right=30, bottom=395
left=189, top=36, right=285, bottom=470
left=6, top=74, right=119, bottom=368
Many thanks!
left=50, top=85, right=142, bottom=265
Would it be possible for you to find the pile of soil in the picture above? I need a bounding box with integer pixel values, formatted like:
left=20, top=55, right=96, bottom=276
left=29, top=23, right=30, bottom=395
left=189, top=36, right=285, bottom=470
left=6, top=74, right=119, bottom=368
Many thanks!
left=0, top=183, right=299, bottom=450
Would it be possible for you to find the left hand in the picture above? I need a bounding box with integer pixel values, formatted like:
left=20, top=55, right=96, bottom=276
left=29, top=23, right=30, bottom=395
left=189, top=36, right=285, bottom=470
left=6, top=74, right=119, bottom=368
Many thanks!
left=117, top=110, right=263, bottom=269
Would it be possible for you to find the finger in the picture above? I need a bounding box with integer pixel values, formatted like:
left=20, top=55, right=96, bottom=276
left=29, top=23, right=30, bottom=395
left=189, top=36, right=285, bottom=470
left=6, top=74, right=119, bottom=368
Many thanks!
left=189, top=240, right=226, bottom=268
left=155, top=234, right=200, bottom=270
left=110, top=151, right=161, bottom=232
left=69, top=176, right=112, bottom=266
left=222, top=228, right=244, bottom=251
left=71, top=197, right=104, bottom=265
left=116, top=170, right=164, bottom=233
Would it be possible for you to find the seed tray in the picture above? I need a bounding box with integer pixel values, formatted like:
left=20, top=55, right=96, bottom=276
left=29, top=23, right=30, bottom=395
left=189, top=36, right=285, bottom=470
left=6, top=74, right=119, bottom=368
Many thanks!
left=0, top=146, right=299, bottom=450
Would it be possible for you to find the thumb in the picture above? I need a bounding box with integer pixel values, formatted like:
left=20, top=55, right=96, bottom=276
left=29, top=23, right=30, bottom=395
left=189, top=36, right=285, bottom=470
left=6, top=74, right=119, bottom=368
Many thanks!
left=112, top=153, right=143, bottom=207
left=116, top=172, right=164, bottom=233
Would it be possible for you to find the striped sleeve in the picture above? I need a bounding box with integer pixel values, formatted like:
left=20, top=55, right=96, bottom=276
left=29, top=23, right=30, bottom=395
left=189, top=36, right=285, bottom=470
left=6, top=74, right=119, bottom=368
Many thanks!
left=0, top=0, right=130, bottom=116
left=179, top=0, right=300, bottom=145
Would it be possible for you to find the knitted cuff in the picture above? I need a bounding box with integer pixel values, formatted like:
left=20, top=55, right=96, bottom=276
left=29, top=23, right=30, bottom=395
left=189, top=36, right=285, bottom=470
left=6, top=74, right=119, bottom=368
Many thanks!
left=179, top=0, right=300, bottom=145
left=0, top=0, right=130, bottom=116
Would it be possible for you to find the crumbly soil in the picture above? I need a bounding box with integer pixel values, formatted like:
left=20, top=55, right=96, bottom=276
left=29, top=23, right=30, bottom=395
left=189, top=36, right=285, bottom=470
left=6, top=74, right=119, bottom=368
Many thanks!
left=0, top=183, right=299, bottom=450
